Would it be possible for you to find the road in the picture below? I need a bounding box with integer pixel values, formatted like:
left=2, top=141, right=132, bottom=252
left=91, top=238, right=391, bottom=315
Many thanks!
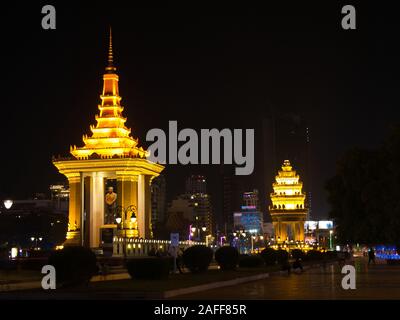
left=178, top=257, right=400, bottom=299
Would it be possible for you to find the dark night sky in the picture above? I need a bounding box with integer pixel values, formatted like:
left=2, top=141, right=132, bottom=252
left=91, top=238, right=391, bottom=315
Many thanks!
left=0, top=2, right=399, bottom=220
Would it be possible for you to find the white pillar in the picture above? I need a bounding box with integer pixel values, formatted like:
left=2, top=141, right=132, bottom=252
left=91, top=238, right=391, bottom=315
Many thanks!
left=90, top=172, right=105, bottom=248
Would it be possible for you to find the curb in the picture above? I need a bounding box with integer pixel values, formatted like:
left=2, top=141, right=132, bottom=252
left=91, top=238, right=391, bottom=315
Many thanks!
left=163, top=272, right=270, bottom=298
left=0, top=281, right=41, bottom=292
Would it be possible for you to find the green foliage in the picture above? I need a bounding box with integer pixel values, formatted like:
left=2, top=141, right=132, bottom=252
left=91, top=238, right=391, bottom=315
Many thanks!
left=215, top=246, right=239, bottom=271
left=48, top=246, right=98, bottom=287
left=326, top=125, right=400, bottom=245
left=306, top=250, right=323, bottom=261
left=238, top=255, right=264, bottom=268
left=291, top=249, right=305, bottom=260
left=275, top=249, right=289, bottom=265
left=260, top=247, right=277, bottom=266
left=325, top=250, right=339, bottom=260
left=126, top=257, right=172, bottom=280
left=182, top=245, right=213, bottom=273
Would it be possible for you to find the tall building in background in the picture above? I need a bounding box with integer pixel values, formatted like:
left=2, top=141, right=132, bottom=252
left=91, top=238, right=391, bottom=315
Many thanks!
left=49, top=184, right=69, bottom=213
left=185, top=175, right=213, bottom=236
left=233, top=189, right=263, bottom=234
left=186, top=175, right=207, bottom=194
left=165, top=196, right=194, bottom=239
left=219, top=165, right=247, bottom=235
left=165, top=175, right=213, bottom=241
left=263, top=109, right=311, bottom=222
left=243, top=189, right=259, bottom=211
left=269, top=160, right=307, bottom=242
left=151, top=174, right=166, bottom=225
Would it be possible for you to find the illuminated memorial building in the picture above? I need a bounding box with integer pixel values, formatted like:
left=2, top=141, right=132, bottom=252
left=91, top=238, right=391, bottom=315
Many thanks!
left=269, top=160, right=307, bottom=243
left=53, top=31, right=164, bottom=248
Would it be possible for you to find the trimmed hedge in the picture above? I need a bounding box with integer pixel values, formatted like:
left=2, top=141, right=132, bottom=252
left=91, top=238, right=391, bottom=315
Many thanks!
left=260, top=248, right=277, bottom=266
left=126, top=257, right=172, bottom=280
left=182, top=245, right=213, bottom=273
left=275, top=249, right=289, bottom=265
left=215, top=246, right=239, bottom=271
left=48, top=246, right=98, bottom=287
left=325, top=250, right=339, bottom=260
left=291, top=249, right=305, bottom=260
left=306, top=250, right=324, bottom=261
left=238, top=255, right=264, bottom=268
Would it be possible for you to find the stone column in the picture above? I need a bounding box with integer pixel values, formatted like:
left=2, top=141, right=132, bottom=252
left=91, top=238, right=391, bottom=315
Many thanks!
left=280, top=221, right=288, bottom=242
left=138, top=174, right=152, bottom=239
left=89, top=172, right=105, bottom=248
left=65, top=174, right=82, bottom=245
left=116, top=173, right=138, bottom=236
left=298, top=221, right=305, bottom=242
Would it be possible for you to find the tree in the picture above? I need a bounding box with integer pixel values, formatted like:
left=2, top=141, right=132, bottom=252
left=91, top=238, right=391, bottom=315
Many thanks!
left=326, top=125, right=400, bottom=246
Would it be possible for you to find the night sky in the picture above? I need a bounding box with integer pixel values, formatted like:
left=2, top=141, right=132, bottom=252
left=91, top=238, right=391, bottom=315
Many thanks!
left=1, top=2, right=399, bottom=220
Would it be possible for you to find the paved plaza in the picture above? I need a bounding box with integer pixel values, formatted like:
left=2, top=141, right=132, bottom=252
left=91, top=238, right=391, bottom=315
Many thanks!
left=179, top=257, right=400, bottom=300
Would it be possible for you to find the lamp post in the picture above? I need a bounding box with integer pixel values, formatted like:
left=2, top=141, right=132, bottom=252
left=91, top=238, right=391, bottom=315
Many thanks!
left=251, top=236, right=256, bottom=253
left=115, top=205, right=137, bottom=261
left=329, top=230, right=333, bottom=250
left=191, top=226, right=197, bottom=243
left=3, top=200, right=13, bottom=210
left=199, top=226, right=206, bottom=242
left=30, top=236, right=43, bottom=250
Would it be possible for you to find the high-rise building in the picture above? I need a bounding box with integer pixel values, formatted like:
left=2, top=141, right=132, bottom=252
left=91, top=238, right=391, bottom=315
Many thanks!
left=233, top=206, right=264, bottom=234
left=243, top=189, right=259, bottom=210
left=186, top=175, right=207, bottom=194
left=219, top=166, right=247, bottom=235
left=50, top=184, right=69, bottom=213
left=233, top=189, right=263, bottom=234
left=263, top=110, right=311, bottom=222
left=151, top=175, right=166, bottom=224
left=165, top=196, right=195, bottom=238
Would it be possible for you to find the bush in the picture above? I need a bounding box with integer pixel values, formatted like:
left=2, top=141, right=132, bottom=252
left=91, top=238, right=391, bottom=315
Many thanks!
left=126, top=257, right=172, bottom=280
left=260, top=248, right=277, bottom=266
left=238, top=255, right=264, bottom=268
left=276, top=249, right=289, bottom=265
left=215, top=246, right=239, bottom=271
left=325, top=250, right=339, bottom=260
left=182, top=245, right=213, bottom=273
left=291, top=249, right=305, bottom=260
left=306, top=250, right=324, bottom=261
left=48, top=246, right=98, bottom=287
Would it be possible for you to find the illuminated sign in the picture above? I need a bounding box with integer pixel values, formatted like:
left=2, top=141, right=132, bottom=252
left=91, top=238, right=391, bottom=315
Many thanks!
left=305, top=220, right=333, bottom=230
left=305, top=221, right=318, bottom=230
left=318, top=221, right=333, bottom=229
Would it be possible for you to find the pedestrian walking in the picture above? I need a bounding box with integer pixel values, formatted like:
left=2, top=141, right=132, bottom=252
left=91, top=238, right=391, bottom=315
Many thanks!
left=368, top=247, right=376, bottom=265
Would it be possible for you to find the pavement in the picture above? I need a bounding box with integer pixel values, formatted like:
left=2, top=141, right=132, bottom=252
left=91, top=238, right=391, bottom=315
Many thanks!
left=178, top=257, right=400, bottom=299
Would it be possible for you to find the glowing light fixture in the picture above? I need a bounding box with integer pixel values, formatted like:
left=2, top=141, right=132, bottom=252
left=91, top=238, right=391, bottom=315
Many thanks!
left=3, top=200, right=13, bottom=209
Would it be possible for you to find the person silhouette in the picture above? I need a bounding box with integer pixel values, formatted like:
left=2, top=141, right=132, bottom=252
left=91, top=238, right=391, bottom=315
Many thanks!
left=368, top=248, right=376, bottom=265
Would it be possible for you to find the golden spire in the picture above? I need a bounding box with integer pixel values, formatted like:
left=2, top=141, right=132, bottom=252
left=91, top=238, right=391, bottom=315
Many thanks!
left=69, top=28, right=148, bottom=160
left=106, top=27, right=116, bottom=73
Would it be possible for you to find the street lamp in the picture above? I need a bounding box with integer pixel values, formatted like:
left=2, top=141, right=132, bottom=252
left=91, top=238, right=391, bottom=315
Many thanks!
left=329, top=230, right=333, bottom=250
left=115, top=205, right=137, bottom=261
left=251, top=236, right=256, bottom=253
left=30, top=236, right=42, bottom=250
left=3, top=200, right=13, bottom=209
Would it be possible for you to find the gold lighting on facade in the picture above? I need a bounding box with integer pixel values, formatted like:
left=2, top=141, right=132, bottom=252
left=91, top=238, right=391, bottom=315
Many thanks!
left=70, top=28, right=148, bottom=160
left=269, top=160, right=307, bottom=243
left=53, top=29, right=164, bottom=248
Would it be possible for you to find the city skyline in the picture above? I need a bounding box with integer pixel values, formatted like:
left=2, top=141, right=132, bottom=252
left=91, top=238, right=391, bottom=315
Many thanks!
left=1, top=3, right=398, bottom=222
